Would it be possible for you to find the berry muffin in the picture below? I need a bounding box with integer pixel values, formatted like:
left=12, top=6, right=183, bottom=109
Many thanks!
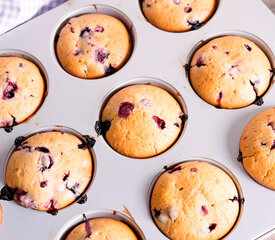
left=4, top=131, right=93, bottom=214
left=142, top=0, right=216, bottom=32
left=0, top=57, right=45, bottom=132
left=150, top=161, right=241, bottom=240
left=56, top=14, right=132, bottom=79
left=98, top=84, right=186, bottom=158
left=189, top=35, right=271, bottom=109
left=239, top=107, right=275, bottom=190
left=66, top=217, right=138, bottom=240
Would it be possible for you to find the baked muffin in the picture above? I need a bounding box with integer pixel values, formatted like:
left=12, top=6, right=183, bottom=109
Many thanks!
left=66, top=218, right=137, bottom=240
left=142, top=0, right=216, bottom=32
left=239, top=107, right=275, bottom=190
left=150, top=161, right=241, bottom=240
left=5, top=131, right=93, bottom=213
left=99, top=84, right=186, bottom=158
left=56, top=14, right=132, bottom=79
left=190, top=35, right=271, bottom=109
left=0, top=57, right=45, bottom=132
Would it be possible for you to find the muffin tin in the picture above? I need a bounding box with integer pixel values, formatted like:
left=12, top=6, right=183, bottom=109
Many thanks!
left=0, top=0, right=274, bottom=239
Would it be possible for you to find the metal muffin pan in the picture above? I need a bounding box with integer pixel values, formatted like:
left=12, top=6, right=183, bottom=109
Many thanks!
left=55, top=209, right=146, bottom=240
left=147, top=157, right=245, bottom=240
left=0, top=0, right=274, bottom=239
left=1, top=125, right=97, bottom=212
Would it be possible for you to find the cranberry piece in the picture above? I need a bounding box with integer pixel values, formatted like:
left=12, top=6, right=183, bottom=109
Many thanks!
left=66, top=182, right=80, bottom=196
left=40, top=155, right=54, bottom=173
left=2, top=81, right=18, bottom=99
left=46, top=199, right=58, bottom=215
left=209, top=223, right=217, bottom=232
left=0, top=186, right=16, bottom=201
left=201, top=205, right=208, bottom=216
left=95, top=25, right=104, bottom=32
left=190, top=168, right=197, bottom=172
left=82, top=135, right=96, bottom=148
left=271, top=140, right=275, bottom=150
left=168, top=166, right=182, bottom=174
left=146, top=3, right=151, bottom=7
left=153, top=208, right=161, bottom=217
left=212, top=45, right=217, bottom=50
left=83, top=214, right=92, bottom=238
left=237, top=151, right=243, bottom=163
left=19, top=63, right=23, bottom=67
left=173, top=0, right=181, bottom=5
left=95, top=120, right=111, bottom=135
left=217, top=91, right=223, bottom=107
left=118, top=102, right=135, bottom=118
left=249, top=80, right=258, bottom=97
left=73, top=49, right=80, bottom=56
left=196, top=55, right=206, bottom=67
left=95, top=48, right=108, bottom=64
left=40, top=181, right=47, bottom=188
left=184, top=7, right=192, bottom=13
left=35, top=147, right=50, bottom=153
left=187, top=20, right=203, bottom=30
left=267, top=122, right=275, bottom=131
left=63, top=171, right=70, bottom=181
left=244, top=44, right=252, bottom=51
left=14, top=136, right=26, bottom=147
left=4, top=116, right=17, bottom=133
left=14, top=190, right=34, bottom=208
left=80, top=27, right=92, bottom=37
left=229, top=196, right=245, bottom=204
left=152, top=116, right=166, bottom=130
left=225, top=51, right=230, bottom=55
left=77, top=194, right=88, bottom=204
left=105, top=64, right=115, bottom=75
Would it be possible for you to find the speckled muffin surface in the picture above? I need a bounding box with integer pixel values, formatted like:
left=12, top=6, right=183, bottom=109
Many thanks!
left=150, top=161, right=240, bottom=240
left=56, top=14, right=132, bottom=79
left=65, top=218, right=138, bottom=240
left=239, top=107, right=275, bottom=190
left=6, top=131, right=93, bottom=212
left=100, top=84, right=185, bottom=158
left=190, top=36, right=271, bottom=109
left=142, top=0, right=216, bottom=32
left=0, top=57, right=45, bottom=130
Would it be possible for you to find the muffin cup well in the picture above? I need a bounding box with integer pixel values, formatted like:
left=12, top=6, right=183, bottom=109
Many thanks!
left=95, top=77, right=188, bottom=159
left=148, top=157, right=244, bottom=240
left=55, top=209, right=146, bottom=240
left=0, top=50, right=48, bottom=132
left=1, top=125, right=97, bottom=213
left=138, top=0, right=222, bottom=33
left=185, top=30, right=275, bottom=109
left=52, top=4, right=136, bottom=80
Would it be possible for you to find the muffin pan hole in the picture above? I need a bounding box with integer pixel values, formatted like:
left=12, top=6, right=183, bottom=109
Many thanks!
left=95, top=77, right=188, bottom=159
left=148, top=157, right=244, bottom=239
left=0, top=50, right=48, bottom=132
left=52, top=4, right=136, bottom=79
left=1, top=125, right=97, bottom=213
left=138, top=0, right=221, bottom=33
left=55, top=209, right=146, bottom=240
left=185, top=30, right=275, bottom=109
